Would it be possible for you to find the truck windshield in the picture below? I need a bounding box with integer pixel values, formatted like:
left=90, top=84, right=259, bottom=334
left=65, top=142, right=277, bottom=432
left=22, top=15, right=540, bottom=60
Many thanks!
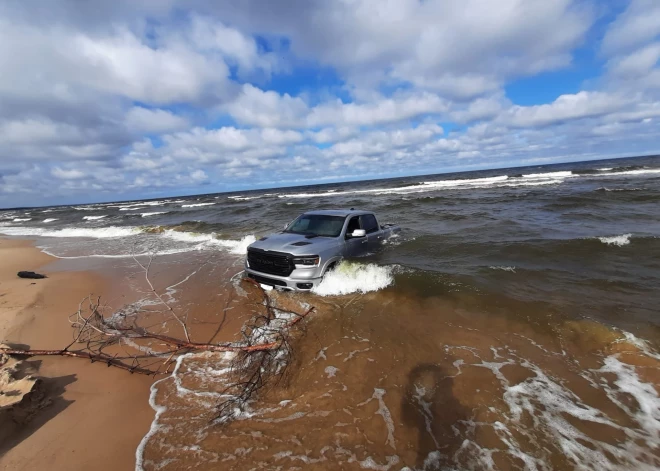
left=284, top=214, right=347, bottom=237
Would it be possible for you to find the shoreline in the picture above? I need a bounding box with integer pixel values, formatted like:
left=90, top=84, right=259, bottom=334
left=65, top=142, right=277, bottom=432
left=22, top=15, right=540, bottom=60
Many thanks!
left=0, top=238, right=154, bottom=470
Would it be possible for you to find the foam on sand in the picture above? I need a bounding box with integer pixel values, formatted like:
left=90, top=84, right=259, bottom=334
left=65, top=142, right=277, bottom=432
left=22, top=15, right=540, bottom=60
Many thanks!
left=598, top=234, right=632, bottom=246
left=312, top=262, right=394, bottom=296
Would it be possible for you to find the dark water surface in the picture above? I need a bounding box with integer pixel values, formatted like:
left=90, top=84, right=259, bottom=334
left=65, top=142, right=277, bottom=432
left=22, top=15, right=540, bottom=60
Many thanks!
left=2, top=155, right=660, bottom=469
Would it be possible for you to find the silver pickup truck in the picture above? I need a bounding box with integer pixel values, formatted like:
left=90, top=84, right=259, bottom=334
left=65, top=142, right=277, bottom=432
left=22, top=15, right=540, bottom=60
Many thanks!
left=244, top=209, right=400, bottom=291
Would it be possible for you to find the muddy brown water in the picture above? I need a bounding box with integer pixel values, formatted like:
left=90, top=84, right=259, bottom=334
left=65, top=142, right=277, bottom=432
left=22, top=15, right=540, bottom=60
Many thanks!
left=136, top=269, right=660, bottom=471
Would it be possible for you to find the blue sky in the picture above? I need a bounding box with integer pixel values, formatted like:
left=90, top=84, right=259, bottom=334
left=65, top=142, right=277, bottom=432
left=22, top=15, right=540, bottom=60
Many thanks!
left=0, top=0, right=659, bottom=207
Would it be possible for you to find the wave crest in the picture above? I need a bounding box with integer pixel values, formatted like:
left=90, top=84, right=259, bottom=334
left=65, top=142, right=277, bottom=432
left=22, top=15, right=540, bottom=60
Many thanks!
left=598, top=234, right=632, bottom=246
left=312, top=262, right=394, bottom=296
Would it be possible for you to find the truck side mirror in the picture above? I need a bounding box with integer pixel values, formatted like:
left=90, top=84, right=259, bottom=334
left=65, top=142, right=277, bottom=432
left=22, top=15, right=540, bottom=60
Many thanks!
left=350, top=229, right=366, bottom=238
left=284, top=223, right=288, bottom=230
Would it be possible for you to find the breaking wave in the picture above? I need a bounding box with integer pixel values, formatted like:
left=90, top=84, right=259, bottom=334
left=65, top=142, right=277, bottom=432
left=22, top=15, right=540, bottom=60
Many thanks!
left=276, top=166, right=660, bottom=199
left=0, top=225, right=141, bottom=238
left=181, top=202, right=215, bottom=208
left=136, top=212, right=168, bottom=217
left=312, top=262, right=394, bottom=296
left=598, top=234, right=632, bottom=246
left=161, top=231, right=256, bottom=255
left=489, top=266, right=517, bottom=272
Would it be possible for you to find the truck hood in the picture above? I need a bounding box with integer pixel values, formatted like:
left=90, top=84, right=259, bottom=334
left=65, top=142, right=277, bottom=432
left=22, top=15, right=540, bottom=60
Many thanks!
left=248, top=232, right=341, bottom=255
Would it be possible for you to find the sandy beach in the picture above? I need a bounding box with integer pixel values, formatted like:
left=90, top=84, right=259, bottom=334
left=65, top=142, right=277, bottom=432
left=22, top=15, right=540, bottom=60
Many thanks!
left=0, top=238, right=154, bottom=471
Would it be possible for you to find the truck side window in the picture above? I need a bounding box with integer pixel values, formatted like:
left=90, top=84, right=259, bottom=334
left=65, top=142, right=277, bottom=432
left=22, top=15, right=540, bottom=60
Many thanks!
left=346, top=216, right=361, bottom=237
left=360, top=214, right=378, bottom=234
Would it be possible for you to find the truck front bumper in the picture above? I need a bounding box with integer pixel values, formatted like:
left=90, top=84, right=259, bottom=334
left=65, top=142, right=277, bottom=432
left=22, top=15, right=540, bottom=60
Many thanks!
left=244, top=266, right=324, bottom=291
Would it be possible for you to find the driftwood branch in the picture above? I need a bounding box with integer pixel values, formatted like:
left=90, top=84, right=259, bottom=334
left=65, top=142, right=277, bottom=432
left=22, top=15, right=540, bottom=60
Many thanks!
left=0, top=282, right=314, bottom=375
left=1, top=248, right=316, bottom=431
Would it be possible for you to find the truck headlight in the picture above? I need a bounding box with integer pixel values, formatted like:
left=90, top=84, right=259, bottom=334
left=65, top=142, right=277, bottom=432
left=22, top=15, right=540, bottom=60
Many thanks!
left=293, top=256, right=320, bottom=267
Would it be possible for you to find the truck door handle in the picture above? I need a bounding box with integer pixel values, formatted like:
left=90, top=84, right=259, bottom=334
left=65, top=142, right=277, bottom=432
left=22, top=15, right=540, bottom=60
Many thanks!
left=361, top=240, right=368, bottom=244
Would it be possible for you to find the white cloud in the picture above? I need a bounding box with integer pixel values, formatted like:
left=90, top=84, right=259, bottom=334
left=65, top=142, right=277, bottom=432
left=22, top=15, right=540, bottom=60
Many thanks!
left=125, top=107, right=189, bottom=134
left=0, top=119, right=84, bottom=145
left=204, top=0, right=591, bottom=98
left=72, top=28, right=230, bottom=104
left=607, top=42, right=660, bottom=79
left=189, top=14, right=276, bottom=78
left=307, top=92, right=448, bottom=128
left=223, top=84, right=309, bottom=128
left=601, top=0, right=660, bottom=56
left=52, top=167, right=86, bottom=180
left=327, top=123, right=444, bottom=157
left=1, top=0, right=660, bottom=207
left=190, top=169, right=208, bottom=182
left=498, top=91, right=629, bottom=128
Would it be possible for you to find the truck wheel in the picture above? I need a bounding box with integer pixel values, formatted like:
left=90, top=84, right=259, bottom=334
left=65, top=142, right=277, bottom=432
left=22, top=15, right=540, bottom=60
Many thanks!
left=324, top=262, right=338, bottom=275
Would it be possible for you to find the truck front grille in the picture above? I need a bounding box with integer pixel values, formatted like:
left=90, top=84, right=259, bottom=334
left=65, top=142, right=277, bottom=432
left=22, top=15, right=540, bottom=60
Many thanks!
left=247, top=249, right=294, bottom=276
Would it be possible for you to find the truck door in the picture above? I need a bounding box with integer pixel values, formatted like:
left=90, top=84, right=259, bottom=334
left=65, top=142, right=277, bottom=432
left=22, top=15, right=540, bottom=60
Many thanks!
left=344, top=215, right=368, bottom=257
left=360, top=213, right=382, bottom=252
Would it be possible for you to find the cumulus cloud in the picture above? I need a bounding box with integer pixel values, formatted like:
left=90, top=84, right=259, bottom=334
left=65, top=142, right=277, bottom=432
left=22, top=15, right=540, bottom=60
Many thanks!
left=52, top=167, right=86, bottom=180
left=499, top=92, right=630, bottom=128
left=199, top=0, right=592, bottom=97
left=125, top=107, right=190, bottom=134
left=0, top=0, right=659, bottom=207
left=601, top=0, right=660, bottom=56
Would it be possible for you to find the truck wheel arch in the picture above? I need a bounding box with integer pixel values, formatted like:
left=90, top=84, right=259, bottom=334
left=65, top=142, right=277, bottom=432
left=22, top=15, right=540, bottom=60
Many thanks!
left=324, top=260, right=340, bottom=275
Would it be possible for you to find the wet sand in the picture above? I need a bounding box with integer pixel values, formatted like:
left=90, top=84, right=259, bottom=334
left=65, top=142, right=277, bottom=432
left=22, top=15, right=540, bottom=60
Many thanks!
left=0, top=238, right=154, bottom=470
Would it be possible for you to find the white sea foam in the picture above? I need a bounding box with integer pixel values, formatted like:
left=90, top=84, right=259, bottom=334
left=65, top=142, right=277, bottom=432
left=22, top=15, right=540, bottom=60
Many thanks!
left=162, top=231, right=256, bottom=254
left=312, top=262, right=394, bottom=296
left=83, top=215, right=107, bottom=221
left=489, top=266, right=516, bottom=272
left=279, top=166, right=660, bottom=200
left=470, top=346, right=660, bottom=470
left=41, top=247, right=197, bottom=260
left=135, top=354, right=191, bottom=471
left=42, top=218, right=58, bottom=223
left=181, top=202, right=215, bottom=208
left=608, top=168, right=660, bottom=177
left=12, top=218, right=32, bottom=222
left=117, top=201, right=166, bottom=211
left=0, top=225, right=141, bottom=238
left=139, top=212, right=167, bottom=217
left=522, top=171, right=574, bottom=179
left=324, top=366, right=339, bottom=378
left=279, top=171, right=582, bottom=199
left=228, top=196, right=261, bottom=201
left=598, top=234, right=632, bottom=246
left=596, top=187, right=643, bottom=192
left=598, top=168, right=613, bottom=171
left=596, top=355, right=660, bottom=444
